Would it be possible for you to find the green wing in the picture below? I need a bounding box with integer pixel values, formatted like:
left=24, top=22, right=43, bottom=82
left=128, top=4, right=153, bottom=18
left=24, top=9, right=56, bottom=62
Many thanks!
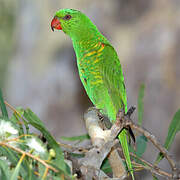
left=101, top=43, right=127, bottom=117
left=101, top=43, right=134, bottom=179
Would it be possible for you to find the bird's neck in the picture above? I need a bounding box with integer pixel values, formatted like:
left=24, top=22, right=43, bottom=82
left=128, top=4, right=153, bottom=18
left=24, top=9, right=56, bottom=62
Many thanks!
left=72, top=28, right=99, bottom=43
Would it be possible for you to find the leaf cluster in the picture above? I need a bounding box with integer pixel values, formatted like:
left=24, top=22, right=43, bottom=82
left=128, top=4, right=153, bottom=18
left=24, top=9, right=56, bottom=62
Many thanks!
left=0, top=89, right=71, bottom=180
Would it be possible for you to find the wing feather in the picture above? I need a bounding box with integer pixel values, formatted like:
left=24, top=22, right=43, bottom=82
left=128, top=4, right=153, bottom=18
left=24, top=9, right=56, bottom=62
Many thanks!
left=101, top=43, right=127, bottom=120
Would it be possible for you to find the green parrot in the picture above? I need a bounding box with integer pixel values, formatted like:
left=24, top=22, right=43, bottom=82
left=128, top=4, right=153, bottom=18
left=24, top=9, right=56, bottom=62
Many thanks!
left=51, top=9, right=134, bottom=178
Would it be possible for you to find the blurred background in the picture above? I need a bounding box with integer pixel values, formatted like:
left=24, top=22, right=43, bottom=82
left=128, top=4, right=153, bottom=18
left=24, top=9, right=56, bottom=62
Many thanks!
left=1, top=0, right=180, bottom=179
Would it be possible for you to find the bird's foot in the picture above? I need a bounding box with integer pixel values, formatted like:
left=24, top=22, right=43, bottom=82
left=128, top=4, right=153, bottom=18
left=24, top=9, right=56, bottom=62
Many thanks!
left=117, top=106, right=136, bottom=143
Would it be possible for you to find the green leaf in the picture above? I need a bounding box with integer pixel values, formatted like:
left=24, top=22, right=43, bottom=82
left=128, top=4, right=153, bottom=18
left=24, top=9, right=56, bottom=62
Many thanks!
left=137, top=84, right=145, bottom=126
left=155, top=109, right=180, bottom=164
left=17, top=107, right=30, bottom=133
left=152, top=175, right=159, bottom=180
left=0, top=146, right=27, bottom=177
left=24, top=172, right=40, bottom=180
left=0, top=159, right=10, bottom=180
left=0, top=146, right=19, bottom=165
left=60, top=134, right=90, bottom=142
left=129, top=135, right=148, bottom=165
left=13, top=107, right=30, bottom=134
left=10, top=112, right=24, bottom=135
left=101, top=158, right=112, bottom=174
left=24, top=160, right=41, bottom=180
left=129, top=135, right=147, bottom=165
left=50, top=176, right=64, bottom=180
left=10, top=154, right=25, bottom=180
left=135, top=135, right=147, bottom=157
left=38, top=162, right=46, bottom=179
left=23, top=109, right=70, bottom=175
left=0, top=89, right=8, bottom=118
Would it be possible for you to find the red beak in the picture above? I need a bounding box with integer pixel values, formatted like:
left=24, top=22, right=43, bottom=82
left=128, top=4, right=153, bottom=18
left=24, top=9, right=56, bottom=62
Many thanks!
left=51, top=17, right=62, bottom=31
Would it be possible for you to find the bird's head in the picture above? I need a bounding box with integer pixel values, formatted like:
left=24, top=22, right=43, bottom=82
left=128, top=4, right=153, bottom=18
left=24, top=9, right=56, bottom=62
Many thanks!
left=51, top=9, right=98, bottom=39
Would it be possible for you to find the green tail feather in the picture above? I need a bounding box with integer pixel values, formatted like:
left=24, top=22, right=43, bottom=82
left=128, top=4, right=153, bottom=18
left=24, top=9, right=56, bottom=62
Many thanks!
left=119, top=129, right=134, bottom=180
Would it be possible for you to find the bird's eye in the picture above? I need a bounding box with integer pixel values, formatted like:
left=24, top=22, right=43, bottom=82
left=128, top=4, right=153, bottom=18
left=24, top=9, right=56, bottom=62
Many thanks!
left=63, top=14, right=72, bottom=20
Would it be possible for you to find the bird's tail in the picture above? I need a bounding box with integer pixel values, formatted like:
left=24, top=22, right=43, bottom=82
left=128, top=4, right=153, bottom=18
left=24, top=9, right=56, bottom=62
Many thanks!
left=119, top=129, right=135, bottom=180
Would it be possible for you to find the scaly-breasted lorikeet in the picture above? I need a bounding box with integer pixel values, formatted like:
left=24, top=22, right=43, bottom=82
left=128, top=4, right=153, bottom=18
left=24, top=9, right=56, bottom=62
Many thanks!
left=51, top=9, right=134, bottom=178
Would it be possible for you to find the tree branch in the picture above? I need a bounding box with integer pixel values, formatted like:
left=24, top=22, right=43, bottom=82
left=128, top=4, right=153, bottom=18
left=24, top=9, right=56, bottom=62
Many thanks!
left=121, top=113, right=179, bottom=179
left=77, top=107, right=180, bottom=179
left=0, top=141, right=58, bottom=173
left=117, top=147, right=172, bottom=179
left=79, top=107, right=127, bottom=179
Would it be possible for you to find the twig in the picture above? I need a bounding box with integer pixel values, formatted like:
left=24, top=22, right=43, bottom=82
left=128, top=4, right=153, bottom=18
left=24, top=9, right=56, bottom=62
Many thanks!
left=123, top=118, right=178, bottom=176
left=42, top=167, right=49, bottom=180
left=115, top=109, right=179, bottom=179
left=117, top=147, right=172, bottom=179
left=0, top=141, right=59, bottom=173
left=4, top=101, right=18, bottom=114
left=3, top=134, right=32, bottom=143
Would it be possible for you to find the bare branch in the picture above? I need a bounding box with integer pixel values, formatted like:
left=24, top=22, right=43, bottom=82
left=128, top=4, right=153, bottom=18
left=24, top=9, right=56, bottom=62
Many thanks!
left=81, top=107, right=127, bottom=179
